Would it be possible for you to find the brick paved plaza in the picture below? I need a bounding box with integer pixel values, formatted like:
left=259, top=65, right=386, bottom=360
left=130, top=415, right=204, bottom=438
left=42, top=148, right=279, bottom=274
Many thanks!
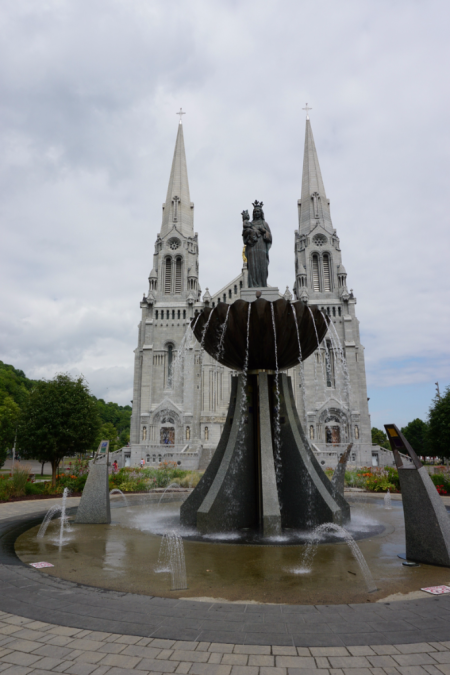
left=2, top=498, right=450, bottom=675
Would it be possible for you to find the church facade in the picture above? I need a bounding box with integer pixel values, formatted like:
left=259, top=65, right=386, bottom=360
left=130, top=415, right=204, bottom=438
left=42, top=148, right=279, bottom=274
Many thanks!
left=126, top=118, right=391, bottom=470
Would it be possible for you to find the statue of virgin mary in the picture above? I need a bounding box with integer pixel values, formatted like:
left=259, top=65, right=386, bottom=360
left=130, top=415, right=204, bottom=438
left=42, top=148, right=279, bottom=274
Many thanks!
left=242, top=201, right=272, bottom=287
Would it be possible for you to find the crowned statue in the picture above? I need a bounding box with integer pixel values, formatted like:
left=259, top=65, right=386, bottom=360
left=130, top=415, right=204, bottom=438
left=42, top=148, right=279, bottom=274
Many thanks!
left=242, top=201, right=272, bottom=287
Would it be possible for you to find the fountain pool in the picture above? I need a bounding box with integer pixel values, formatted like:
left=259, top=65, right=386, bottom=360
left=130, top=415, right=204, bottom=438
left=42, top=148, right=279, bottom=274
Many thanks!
left=14, top=495, right=450, bottom=605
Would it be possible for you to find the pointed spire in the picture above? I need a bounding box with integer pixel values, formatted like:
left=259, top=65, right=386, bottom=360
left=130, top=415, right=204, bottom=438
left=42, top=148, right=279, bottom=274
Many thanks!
left=299, top=119, right=333, bottom=234
left=160, top=122, right=193, bottom=238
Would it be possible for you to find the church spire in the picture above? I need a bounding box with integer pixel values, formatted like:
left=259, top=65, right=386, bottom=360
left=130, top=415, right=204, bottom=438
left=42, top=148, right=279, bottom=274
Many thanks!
left=299, top=118, right=333, bottom=235
left=160, top=120, right=194, bottom=238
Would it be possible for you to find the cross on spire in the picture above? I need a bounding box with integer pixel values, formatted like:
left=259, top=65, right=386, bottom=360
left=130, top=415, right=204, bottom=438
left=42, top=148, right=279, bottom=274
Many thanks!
left=302, top=103, right=312, bottom=120
left=176, top=108, right=186, bottom=124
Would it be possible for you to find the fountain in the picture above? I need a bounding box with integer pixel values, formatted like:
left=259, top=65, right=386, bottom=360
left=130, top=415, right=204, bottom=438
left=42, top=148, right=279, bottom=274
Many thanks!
left=180, top=295, right=350, bottom=536
left=156, top=531, right=188, bottom=590
left=384, top=488, right=392, bottom=510
left=37, top=487, right=71, bottom=545
left=110, top=488, right=129, bottom=507
left=20, top=200, right=438, bottom=609
left=298, top=522, right=378, bottom=593
left=177, top=201, right=351, bottom=538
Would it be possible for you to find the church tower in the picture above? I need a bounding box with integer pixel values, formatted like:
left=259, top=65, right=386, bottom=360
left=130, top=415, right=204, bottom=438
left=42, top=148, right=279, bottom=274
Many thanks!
left=292, top=117, right=375, bottom=466
left=128, top=119, right=231, bottom=468
left=129, top=121, right=204, bottom=465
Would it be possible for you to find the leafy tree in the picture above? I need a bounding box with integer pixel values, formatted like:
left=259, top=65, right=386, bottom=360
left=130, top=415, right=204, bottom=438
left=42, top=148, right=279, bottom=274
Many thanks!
left=17, top=373, right=100, bottom=485
left=94, top=422, right=119, bottom=453
left=118, top=428, right=130, bottom=447
left=0, top=361, right=35, bottom=408
left=427, top=386, right=450, bottom=461
left=0, top=396, right=20, bottom=468
left=94, top=398, right=132, bottom=434
left=371, top=427, right=390, bottom=450
left=401, top=418, right=429, bottom=456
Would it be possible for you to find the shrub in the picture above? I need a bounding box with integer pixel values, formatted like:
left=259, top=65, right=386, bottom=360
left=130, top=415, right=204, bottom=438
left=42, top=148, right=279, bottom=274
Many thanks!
left=430, top=474, right=450, bottom=494
left=10, top=463, right=32, bottom=497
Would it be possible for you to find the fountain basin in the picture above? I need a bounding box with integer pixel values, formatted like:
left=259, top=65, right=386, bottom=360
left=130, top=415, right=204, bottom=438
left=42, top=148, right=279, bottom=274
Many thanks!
left=14, top=495, right=450, bottom=605
left=192, top=298, right=328, bottom=372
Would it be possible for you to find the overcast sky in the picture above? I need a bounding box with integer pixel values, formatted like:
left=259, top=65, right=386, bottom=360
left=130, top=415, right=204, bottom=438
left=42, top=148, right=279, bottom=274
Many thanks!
left=1, top=0, right=449, bottom=429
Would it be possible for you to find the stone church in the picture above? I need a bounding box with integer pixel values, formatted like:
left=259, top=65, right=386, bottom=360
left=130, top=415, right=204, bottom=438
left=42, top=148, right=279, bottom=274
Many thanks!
left=125, top=116, right=392, bottom=469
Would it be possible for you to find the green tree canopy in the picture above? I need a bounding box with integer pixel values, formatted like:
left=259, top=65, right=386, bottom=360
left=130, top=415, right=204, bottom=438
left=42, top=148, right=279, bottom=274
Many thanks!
left=93, top=398, right=131, bottom=434
left=17, top=373, right=101, bottom=484
left=371, top=427, right=390, bottom=450
left=427, top=386, right=450, bottom=461
left=0, top=361, right=35, bottom=408
left=94, top=422, right=119, bottom=453
left=401, top=418, right=429, bottom=456
left=0, top=396, right=20, bottom=469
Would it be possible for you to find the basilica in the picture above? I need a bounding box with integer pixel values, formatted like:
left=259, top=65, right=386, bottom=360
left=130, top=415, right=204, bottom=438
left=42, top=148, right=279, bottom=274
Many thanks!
left=125, top=116, right=392, bottom=470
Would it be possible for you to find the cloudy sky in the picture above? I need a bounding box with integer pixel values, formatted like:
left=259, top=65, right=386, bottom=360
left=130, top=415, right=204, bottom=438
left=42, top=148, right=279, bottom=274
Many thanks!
left=1, top=0, right=449, bottom=429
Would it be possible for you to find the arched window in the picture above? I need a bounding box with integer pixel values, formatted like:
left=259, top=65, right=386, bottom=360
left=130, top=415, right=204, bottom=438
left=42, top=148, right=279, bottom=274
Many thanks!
left=167, top=344, right=173, bottom=387
left=172, top=309, right=175, bottom=320
left=164, top=257, right=172, bottom=294
left=323, top=254, right=332, bottom=291
left=223, top=293, right=226, bottom=303
left=175, top=258, right=182, bottom=293
left=185, top=426, right=190, bottom=440
left=204, top=426, right=209, bottom=441
left=355, top=425, right=359, bottom=439
left=183, top=309, right=186, bottom=319
left=309, top=425, right=315, bottom=440
left=155, top=310, right=158, bottom=320
left=142, top=426, right=147, bottom=441
left=312, top=254, right=320, bottom=291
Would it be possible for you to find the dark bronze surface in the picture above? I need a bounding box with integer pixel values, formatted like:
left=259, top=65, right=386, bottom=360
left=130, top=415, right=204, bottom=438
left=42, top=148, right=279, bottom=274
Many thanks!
left=192, top=297, right=329, bottom=371
left=242, top=201, right=272, bottom=288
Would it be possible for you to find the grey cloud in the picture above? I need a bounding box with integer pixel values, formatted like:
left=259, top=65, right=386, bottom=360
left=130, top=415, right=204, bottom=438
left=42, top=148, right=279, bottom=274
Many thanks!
left=1, top=0, right=449, bottom=419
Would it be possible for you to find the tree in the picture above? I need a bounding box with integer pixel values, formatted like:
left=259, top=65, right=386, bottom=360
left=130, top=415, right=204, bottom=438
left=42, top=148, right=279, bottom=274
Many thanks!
left=94, top=422, right=119, bottom=453
left=17, top=374, right=100, bottom=485
left=427, top=386, right=450, bottom=461
left=118, top=428, right=130, bottom=447
left=0, top=396, right=20, bottom=468
left=0, top=361, right=35, bottom=408
left=371, top=427, right=390, bottom=450
left=401, top=418, right=429, bottom=456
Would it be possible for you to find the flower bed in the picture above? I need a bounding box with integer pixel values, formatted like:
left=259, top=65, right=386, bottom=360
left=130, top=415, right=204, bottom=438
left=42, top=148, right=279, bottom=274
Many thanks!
left=0, top=460, right=203, bottom=502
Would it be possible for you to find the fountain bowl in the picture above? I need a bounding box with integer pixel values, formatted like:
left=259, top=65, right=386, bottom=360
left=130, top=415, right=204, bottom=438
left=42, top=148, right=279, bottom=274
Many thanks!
left=192, top=297, right=329, bottom=371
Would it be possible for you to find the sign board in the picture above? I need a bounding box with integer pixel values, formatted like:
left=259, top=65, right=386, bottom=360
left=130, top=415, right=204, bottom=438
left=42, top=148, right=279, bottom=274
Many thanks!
left=421, top=585, right=450, bottom=595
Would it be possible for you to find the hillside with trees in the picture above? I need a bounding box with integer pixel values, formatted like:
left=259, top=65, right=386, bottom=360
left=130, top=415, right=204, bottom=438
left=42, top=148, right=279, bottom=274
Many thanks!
left=0, top=360, right=131, bottom=468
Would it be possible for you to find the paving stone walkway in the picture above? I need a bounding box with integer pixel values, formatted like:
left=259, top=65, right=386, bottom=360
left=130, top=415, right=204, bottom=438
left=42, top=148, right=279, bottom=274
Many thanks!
left=2, top=498, right=450, bottom=674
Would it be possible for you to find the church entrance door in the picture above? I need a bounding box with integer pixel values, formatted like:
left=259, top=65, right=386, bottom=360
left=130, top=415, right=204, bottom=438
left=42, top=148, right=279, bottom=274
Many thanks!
left=326, top=425, right=341, bottom=445
left=160, top=427, right=175, bottom=445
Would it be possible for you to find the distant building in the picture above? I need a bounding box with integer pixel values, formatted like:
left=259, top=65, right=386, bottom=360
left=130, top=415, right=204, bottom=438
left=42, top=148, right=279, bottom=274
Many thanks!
left=125, top=118, right=392, bottom=469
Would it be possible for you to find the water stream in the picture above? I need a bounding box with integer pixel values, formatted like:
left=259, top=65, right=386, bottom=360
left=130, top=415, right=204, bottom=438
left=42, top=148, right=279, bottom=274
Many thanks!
left=299, top=522, right=377, bottom=592
left=155, top=531, right=188, bottom=590
left=110, top=488, right=129, bottom=507
left=270, top=302, right=282, bottom=479
left=158, top=483, right=181, bottom=506
left=290, top=302, right=308, bottom=423
left=384, top=489, right=392, bottom=510
left=37, top=487, right=71, bottom=545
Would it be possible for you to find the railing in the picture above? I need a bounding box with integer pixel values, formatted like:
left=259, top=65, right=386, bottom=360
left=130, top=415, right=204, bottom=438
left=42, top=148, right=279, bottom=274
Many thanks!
left=131, top=444, right=196, bottom=454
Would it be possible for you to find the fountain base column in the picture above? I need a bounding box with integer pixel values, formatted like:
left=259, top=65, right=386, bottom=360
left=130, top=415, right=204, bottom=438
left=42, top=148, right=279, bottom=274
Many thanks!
left=180, top=372, right=350, bottom=536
